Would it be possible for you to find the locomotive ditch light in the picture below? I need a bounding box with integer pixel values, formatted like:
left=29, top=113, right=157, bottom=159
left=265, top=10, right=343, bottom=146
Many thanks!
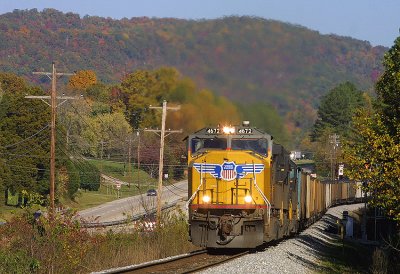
left=202, top=195, right=211, bottom=203
left=244, top=195, right=252, bottom=203
left=222, top=126, right=235, bottom=134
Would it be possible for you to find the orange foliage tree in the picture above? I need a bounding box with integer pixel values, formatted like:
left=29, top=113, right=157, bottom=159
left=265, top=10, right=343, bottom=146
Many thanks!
left=67, top=70, right=97, bottom=92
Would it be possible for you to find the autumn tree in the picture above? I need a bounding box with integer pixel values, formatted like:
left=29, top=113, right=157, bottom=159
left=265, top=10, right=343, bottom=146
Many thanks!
left=67, top=70, right=97, bottom=93
left=119, top=66, right=242, bottom=134
left=343, top=37, right=400, bottom=222
left=118, top=67, right=242, bottom=178
left=118, top=67, right=180, bottom=129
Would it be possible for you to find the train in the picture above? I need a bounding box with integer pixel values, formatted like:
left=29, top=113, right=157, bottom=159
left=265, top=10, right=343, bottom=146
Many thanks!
left=186, top=122, right=362, bottom=248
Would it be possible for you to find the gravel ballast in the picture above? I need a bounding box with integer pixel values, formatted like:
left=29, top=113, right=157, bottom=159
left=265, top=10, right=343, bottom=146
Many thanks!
left=200, top=203, right=364, bottom=274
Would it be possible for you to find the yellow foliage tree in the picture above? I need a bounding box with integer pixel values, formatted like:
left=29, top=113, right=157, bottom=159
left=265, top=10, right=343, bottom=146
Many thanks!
left=68, top=70, right=97, bottom=92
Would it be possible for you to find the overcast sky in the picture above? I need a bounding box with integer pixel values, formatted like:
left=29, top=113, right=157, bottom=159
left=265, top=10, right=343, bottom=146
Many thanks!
left=0, top=0, right=399, bottom=47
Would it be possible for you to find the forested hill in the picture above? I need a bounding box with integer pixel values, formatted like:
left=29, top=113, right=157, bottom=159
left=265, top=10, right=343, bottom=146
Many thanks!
left=0, top=9, right=387, bottom=128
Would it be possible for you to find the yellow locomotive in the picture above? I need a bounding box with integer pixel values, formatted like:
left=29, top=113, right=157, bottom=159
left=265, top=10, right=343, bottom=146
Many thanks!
left=186, top=122, right=361, bottom=248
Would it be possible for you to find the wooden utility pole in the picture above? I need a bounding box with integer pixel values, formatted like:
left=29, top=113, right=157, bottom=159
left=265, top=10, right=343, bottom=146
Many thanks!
left=137, top=130, right=141, bottom=190
left=329, top=134, right=340, bottom=183
left=26, top=62, right=75, bottom=215
left=0, top=83, right=4, bottom=103
left=127, top=135, right=132, bottom=188
left=146, top=100, right=181, bottom=224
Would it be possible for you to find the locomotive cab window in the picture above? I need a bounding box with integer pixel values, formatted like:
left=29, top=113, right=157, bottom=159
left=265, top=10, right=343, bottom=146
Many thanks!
left=231, top=138, right=268, bottom=155
left=191, top=137, right=227, bottom=153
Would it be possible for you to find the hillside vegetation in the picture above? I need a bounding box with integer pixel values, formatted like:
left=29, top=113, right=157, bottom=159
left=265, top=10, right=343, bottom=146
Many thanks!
left=0, top=9, right=387, bottom=137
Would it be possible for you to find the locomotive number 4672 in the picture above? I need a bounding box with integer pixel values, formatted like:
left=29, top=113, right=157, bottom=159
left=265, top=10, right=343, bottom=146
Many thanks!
left=206, top=128, right=220, bottom=134
left=237, top=128, right=252, bottom=134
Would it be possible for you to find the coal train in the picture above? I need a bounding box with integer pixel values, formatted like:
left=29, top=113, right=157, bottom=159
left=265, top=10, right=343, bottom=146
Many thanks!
left=186, top=122, right=362, bottom=248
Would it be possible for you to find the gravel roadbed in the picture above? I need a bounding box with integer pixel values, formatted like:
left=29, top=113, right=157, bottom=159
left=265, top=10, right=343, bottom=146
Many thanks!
left=200, top=203, right=364, bottom=274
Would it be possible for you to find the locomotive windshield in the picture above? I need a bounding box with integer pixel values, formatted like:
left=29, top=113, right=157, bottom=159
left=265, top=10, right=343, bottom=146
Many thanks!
left=231, top=138, right=268, bottom=155
left=191, top=137, right=227, bottom=153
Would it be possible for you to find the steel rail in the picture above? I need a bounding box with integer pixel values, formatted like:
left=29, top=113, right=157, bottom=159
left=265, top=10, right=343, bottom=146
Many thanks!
left=183, top=250, right=250, bottom=273
left=91, top=249, right=250, bottom=274
left=91, top=249, right=207, bottom=274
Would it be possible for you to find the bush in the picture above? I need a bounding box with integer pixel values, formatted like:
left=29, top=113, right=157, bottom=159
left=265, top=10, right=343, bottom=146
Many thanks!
left=0, top=210, right=91, bottom=273
left=0, top=208, right=196, bottom=273
left=0, top=250, right=36, bottom=274
left=78, top=161, right=100, bottom=191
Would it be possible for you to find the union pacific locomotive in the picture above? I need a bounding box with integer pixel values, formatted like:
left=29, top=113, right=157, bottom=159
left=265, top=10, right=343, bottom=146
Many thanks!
left=186, top=122, right=361, bottom=248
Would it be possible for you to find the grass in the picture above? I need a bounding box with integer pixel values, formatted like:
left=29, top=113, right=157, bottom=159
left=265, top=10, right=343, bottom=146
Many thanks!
left=89, top=159, right=157, bottom=187
left=317, top=238, right=375, bottom=273
left=0, top=205, right=23, bottom=222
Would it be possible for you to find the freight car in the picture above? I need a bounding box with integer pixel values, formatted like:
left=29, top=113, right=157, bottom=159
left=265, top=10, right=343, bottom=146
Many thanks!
left=186, top=122, right=361, bottom=248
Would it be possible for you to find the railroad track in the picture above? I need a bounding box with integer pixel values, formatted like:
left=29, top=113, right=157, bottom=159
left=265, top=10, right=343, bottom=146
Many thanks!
left=94, top=249, right=250, bottom=274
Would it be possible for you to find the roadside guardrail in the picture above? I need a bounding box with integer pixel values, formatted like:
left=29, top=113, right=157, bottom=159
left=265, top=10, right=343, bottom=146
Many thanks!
left=80, top=202, right=178, bottom=228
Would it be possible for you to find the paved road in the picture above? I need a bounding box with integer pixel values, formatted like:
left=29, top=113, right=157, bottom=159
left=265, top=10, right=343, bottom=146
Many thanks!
left=77, top=180, right=188, bottom=223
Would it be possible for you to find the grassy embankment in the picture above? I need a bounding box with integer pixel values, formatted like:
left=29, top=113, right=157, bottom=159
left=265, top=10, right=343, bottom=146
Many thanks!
left=318, top=238, right=375, bottom=273
left=64, top=159, right=158, bottom=211
left=313, top=212, right=395, bottom=273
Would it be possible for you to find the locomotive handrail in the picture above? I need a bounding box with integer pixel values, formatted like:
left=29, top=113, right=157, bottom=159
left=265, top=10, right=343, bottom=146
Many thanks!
left=252, top=161, right=271, bottom=224
left=186, top=163, right=205, bottom=209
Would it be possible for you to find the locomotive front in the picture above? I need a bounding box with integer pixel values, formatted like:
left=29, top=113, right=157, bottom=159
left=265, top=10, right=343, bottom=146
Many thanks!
left=186, top=122, right=273, bottom=248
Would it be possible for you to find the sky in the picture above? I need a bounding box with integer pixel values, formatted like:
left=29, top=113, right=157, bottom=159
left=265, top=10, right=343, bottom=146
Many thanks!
left=0, top=0, right=399, bottom=48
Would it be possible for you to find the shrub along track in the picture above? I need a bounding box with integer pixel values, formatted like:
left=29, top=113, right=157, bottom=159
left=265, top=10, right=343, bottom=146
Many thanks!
left=94, top=249, right=249, bottom=273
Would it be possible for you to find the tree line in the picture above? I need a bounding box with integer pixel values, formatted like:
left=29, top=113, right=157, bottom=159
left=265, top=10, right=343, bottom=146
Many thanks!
left=0, top=66, right=287, bottom=205
left=307, top=36, right=400, bottom=223
left=0, top=9, right=387, bottom=145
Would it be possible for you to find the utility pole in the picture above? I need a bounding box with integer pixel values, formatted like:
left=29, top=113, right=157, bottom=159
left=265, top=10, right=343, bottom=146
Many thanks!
left=0, top=83, right=4, bottom=103
left=329, top=134, right=340, bottom=184
left=146, top=100, right=182, bottom=225
left=137, top=130, right=141, bottom=190
left=100, top=140, right=105, bottom=160
left=26, top=62, right=75, bottom=215
left=127, top=135, right=132, bottom=188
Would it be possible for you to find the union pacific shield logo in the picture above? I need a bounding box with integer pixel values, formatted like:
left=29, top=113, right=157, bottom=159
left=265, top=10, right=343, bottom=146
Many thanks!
left=221, top=162, right=237, bottom=181
left=193, top=161, right=264, bottom=181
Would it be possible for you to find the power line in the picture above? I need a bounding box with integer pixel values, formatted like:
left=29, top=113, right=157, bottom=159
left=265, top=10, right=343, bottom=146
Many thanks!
left=3, top=125, right=50, bottom=149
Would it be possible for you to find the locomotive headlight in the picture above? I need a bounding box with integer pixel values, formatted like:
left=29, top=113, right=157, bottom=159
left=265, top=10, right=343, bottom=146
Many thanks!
left=244, top=195, right=252, bottom=203
left=222, top=126, right=235, bottom=134
left=202, top=195, right=211, bottom=203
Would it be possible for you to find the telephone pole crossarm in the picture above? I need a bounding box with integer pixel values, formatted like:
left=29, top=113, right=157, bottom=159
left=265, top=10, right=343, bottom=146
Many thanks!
left=149, top=105, right=181, bottom=111
left=25, top=96, right=78, bottom=100
left=33, top=71, right=74, bottom=77
left=164, top=129, right=183, bottom=137
left=25, top=95, right=80, bottom=107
